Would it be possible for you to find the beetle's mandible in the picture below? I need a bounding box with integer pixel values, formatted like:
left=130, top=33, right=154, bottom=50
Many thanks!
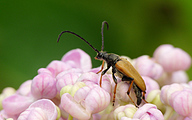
left=57, top=21, right=148, bottom=107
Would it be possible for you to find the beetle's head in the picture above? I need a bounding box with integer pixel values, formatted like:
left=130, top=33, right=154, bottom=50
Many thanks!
left=95, top=51, right=108, bottom=61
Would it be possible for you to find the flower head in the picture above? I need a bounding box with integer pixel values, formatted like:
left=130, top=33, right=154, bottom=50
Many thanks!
left=60, top=83, right=110, bottom=119
left=31, top=73, right=57, bottom=99
left=134, top=55, right=163, bottom=79
left=0, top=45, right=191, bottom=120
left=61, top=48, right=92, bottom=72
left=153, top=44, right=191, bottom=72
left=133, top=103, right=164, bottom=120
left=18, top=99, right=58, bottom=120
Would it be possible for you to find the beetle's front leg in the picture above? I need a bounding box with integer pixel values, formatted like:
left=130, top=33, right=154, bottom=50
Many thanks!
left=96, top=60, right=105, bottom=74
left=99, top=64, right=111, bottom=87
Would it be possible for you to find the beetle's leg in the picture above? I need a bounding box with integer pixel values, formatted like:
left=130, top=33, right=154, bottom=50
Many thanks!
left=142, top=92, right=148, bottom=103
left=96, top=60, right=105, bottom=74
left=112, top=68, right=118, bottom=106
left=99, top=63, right=111, bottom=87
left=127, top=80, right=139, bottom=108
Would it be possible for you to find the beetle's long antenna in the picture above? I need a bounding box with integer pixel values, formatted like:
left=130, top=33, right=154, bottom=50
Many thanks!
left=57, top=31, right=100, bottom=53
left=101, top=21, right=109, bottom=51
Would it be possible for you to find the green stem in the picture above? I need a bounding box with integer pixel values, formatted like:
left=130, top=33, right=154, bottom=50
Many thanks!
left=68, top=114, right=73, bottom=120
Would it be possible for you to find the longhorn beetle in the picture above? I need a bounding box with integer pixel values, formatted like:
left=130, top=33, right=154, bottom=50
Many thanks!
left=57, top=21, right=147, bottom=107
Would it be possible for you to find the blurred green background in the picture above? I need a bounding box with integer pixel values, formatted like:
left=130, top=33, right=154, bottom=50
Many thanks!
left=0, top=0, right=192, bottom=91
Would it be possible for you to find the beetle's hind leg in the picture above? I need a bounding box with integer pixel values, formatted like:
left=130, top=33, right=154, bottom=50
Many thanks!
left=127, top=80, right=139, bottom=108
left=142, top=92, right=148, bottom=103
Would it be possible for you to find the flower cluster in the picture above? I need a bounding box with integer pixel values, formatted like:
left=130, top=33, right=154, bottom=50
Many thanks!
left=0, top=44, right=191, bottom=120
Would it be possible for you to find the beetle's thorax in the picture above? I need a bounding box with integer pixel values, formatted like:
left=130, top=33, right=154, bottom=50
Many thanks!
left=95, top=51, right=120, bottom=64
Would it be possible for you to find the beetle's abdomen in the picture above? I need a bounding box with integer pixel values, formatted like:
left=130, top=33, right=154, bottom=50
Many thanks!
left=132, top=83, right=142, bottom=105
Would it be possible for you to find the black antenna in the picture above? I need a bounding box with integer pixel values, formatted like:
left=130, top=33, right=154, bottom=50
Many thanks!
left=57, top=31, right=100, bottom=53
left=101, top=21, right=109, bottom=51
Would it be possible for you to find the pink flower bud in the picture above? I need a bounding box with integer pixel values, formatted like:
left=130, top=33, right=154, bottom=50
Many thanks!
left=157, top=71, right=189, bottom=87
left=2, top=94, right=34, bottom=115
left=61, top=49, right=92, bottom=72
left=133, top=103, right=164, bottom=120
left=121, top=117, right=140, bottom=120
left=46, top=60, right=72, bottom=77
left=142, top=76, right=160, bottom=97
left=38, top=68, right=53, bottom=76
left=146, top=90, right=165, bottom=111
left=134, top=55, right=163, bottom=79
left=56, top=70, right=81, bottom=92
left=188, top=81, right=192, bottom=88
left=116, top=81, right=137, bottom=106
left=17, top=80, right=32, bottom=96
left=114, top=104, right=137, bottom=119
left=77, top=72, right=112, bottom=94
left=160, top=83, right=185, bottom=105
left=169, top=89, right=192, bottom=119
left=60, top=86, right=110, bottom=120
left=153, top=44, right=191, bottom=72
left=89, top=66, right=101, bottom=73
left=0, top=87, right=16, bottom=110
left=1, top=87, right=16, bottom=98
left=31, top=73, right=57, bottom=99
left=18, top=99, right=58, bottom=120
left=0, top=110, right=18, bottom=120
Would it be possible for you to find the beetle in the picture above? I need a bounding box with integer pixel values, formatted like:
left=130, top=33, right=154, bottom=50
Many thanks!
left=57, top=21, right=147, bottom=107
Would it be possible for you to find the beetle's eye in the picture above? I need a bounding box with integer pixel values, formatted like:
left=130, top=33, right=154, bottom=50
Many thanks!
left=96, top=53, right=103, bottom=59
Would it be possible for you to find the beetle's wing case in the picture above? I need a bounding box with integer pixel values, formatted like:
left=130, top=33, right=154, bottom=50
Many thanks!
left=115, top=58, right=146, bottom=92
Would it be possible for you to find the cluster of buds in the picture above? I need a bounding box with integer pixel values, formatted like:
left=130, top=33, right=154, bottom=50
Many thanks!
left=0, top=44, right=191, bottom=120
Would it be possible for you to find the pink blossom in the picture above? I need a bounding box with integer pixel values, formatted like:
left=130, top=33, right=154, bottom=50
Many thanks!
left=1, top=45, right=191, bottom=120
left=188, top=81, right=192, bottom=88
left=116, top=82, right=132, bottom=104
left=38, top=68, right=53, bottom=76
left=2, top=94, right=34, bottom=115
left=169, top=89, right=192, bottom=119
left=0, top=110, right=18, bottom=120
left=31, top=73, right=57, bottom=99
left=160, top=83, right=185, bottom=105
left=142, top=76, right=160, bottom=97
left=133, top=103, right=164, bottom=120
left=157, top=71, right=189, bottom=87
left=89, top=66, right=102, bottom=73
left=121, top=118, right=139, bottom=120
left=1, top=83, right=33, bottom=118
left=113, top=104, right=137, bottom=119
left=77, top=72, right=112, bottom=94
left=0, top=87, right=16, bottom=98
left=18, top=99, right=58, bottom=120
left=168, top=113, right=192, bottom=120
left=146, top=90, right=165, bottom=112
left=46, top=60, right=72, bottom=77
left=56, top=69, right=82, bottom=92
left=0, top=87, right=16, bottom=110
left=61, top=48, right=92, bottom=72
left=60, top=85, right=110, bottom=120
left=134, top=55, right=163, bottom=79
left=153, top=44, right=191, bottom=72
left=16, top=80, right=32, bottom=96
